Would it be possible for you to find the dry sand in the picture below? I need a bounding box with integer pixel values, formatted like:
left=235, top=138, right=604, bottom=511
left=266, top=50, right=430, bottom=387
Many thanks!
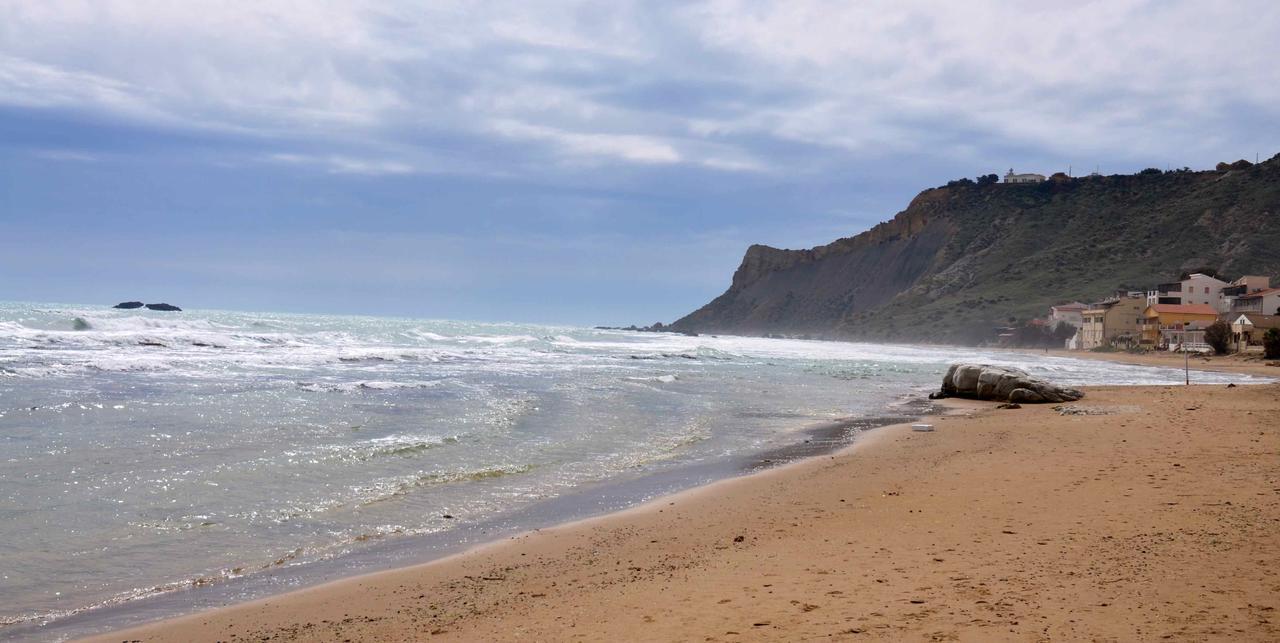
left=90, top=384, right=1280, bottom=642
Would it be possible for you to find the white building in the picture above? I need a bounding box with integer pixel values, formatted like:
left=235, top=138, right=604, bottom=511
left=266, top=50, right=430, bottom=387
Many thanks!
left=1048, top=302, right=1088, bottom=329
left=1146, top=273, right=1230, bottom=309
left=1004, top=169, right=1045, bottom=184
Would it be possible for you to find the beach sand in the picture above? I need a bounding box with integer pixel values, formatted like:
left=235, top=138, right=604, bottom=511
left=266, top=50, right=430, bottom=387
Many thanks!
left=89, top=383, right=1280, bottom=642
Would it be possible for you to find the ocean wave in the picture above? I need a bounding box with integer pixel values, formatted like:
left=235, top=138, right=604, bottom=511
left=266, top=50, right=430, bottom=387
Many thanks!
left=622, top=374, right=679, bottom=384
left=342, top=434, right=460, bottom=461
left=295, top=380, right=446, bottom=393
left=455, top=334, right=541, bottom=345
left=356, top=463, right=537, bottom=507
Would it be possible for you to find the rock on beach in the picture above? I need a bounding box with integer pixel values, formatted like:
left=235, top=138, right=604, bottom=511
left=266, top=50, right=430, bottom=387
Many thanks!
left=934, top=363, right=1084, bottom=404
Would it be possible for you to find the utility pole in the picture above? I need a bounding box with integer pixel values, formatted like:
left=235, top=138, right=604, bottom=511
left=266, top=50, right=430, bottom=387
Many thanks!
left=1184, top=336, right=1190, bottom=385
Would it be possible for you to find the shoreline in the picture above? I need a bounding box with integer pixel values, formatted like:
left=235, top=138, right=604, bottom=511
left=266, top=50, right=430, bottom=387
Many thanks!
left=1034, top=347, right=1280, bottom=378
left=85, top=381, right=1280, bottom=641
left=7, top=404, right=933, bottom=642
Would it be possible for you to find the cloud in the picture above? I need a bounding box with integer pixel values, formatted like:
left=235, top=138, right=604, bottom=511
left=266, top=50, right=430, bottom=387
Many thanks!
left=490, top=119, right=681, bottom=165
left=265, top=152, right=417, bottom=176
left=1, top=0, right=1277, bottom=176
left=33, top=148, right=97, bottom=162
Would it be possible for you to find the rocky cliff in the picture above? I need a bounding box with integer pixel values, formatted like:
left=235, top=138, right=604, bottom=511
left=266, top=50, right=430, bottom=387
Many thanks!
left=671, top=155, right=1280, bottom=343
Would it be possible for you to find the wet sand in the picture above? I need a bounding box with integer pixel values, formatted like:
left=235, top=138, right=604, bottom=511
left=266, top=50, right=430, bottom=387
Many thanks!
left=88, top=384, right=1280, bottom=642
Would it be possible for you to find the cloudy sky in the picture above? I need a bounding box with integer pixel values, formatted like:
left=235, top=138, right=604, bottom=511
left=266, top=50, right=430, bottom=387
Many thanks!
left=2, top=1, right=1277, bottom=324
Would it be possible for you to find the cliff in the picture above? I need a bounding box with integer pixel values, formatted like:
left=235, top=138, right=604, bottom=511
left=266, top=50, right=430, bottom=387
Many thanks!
left=671, top=155, right=1280, bottom=343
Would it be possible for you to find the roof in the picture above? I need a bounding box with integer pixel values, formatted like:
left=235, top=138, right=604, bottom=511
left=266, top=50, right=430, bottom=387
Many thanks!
left=1236, top=287, right=1280, bottom=299
left=1232, top=313, right=1280, bottom=328
left=1146, top=304, right=1219, bottom=316
left=1051, top=302, right=1089, bottom=312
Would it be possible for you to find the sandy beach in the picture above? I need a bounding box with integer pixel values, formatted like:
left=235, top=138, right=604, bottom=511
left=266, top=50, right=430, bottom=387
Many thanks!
left=86, top=381, right=1280, bottom=642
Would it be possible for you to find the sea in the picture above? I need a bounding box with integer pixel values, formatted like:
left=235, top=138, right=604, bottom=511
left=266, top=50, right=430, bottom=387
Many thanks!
left=0, top=302, right=1265, bottom=640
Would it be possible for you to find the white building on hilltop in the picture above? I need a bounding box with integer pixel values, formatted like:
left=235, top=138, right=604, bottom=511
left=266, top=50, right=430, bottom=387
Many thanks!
left=1004, top=168, right=1045, bottom=184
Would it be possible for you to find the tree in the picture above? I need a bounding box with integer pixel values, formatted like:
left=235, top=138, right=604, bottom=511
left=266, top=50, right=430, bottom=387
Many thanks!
left=1052, top=321, right=1078, bottom=345
left=1011, top=321, right=1049, bottom=347
left=1265, top=328, right=1280, bottom=359
left=976, top=174, right=999, bottom=186
left=1203, top=320, right=1231, bottom=355
left=1179, top=266, right=1221, bottom=280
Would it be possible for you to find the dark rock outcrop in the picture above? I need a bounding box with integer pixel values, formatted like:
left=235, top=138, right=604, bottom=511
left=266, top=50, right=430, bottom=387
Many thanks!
left=113, top=301, right=145, bottom=309
left=934, top=363, right=1083, bottom=404
left=144, top=303, right=182, bottom=312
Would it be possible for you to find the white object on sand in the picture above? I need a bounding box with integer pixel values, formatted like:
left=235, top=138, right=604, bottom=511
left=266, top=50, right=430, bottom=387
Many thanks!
left=911, top=423, right=934, bottom=432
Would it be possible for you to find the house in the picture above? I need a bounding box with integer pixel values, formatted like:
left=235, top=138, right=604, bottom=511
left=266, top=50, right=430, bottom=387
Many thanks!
left=1049, top=302, right=1087, bottom=328
left=1221, top=276, right=1271, bottom=312
left=1140, top=304, right=1219, bottom=350
left=1004, top=169, right=1046, bottom=184
left=1145, top=273, right=1230, bottom=308
left=1080, top=294, right=1146, bottom=349
left=1229, top=313, right=1280, bottom=351
left=1230, top=287, right=1280, bottom=316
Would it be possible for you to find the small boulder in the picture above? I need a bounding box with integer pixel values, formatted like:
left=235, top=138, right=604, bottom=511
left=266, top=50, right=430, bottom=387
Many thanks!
left=1008, top=388, right=1045, bottom=404
left=145, top=303, right=182, bottom=312
left=113, top=301, right=145, bottom=309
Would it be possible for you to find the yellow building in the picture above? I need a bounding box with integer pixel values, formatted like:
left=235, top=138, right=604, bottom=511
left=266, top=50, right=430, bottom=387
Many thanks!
left=1141, top=304, right=1219, bottom=349
left=1081, top=295, right=1146, bottom=349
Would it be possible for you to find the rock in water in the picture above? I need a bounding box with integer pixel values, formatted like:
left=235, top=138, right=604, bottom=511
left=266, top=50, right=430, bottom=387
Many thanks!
left=937, top=363, right=1083, bottom=403
left=145, top=303, right=182, bottom=312
left=113, top=301, right=145, bottom=309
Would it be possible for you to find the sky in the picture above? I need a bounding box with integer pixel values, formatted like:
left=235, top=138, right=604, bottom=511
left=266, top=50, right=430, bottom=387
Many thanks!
left=2, top=1, right=1278, bottom=325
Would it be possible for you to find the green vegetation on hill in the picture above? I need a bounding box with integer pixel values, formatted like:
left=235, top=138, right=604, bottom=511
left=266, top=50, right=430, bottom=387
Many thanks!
left=672, top=155, right=1280, bottom=344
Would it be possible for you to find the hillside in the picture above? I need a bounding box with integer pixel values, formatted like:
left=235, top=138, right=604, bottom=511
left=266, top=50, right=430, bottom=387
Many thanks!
left=671, top=156, right=1280, bottom=344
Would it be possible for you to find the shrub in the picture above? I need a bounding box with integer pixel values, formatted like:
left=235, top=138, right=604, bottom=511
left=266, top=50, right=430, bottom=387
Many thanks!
left=1179, top=266, right=1221, bottom=280
left=1204, top=320, right=1231, bottom=355
left=1265, top=328, right=1280, bottom=359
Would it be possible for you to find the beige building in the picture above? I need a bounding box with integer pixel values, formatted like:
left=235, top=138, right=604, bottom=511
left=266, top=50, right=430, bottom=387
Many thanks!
left=1080, top=295, right=1146, bottom=349
left=1230, top=313, right=1280, bottom=351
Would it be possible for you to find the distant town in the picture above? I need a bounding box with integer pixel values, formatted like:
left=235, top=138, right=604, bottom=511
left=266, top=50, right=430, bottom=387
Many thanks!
left=1010, top=272, right=1280, bottom=355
